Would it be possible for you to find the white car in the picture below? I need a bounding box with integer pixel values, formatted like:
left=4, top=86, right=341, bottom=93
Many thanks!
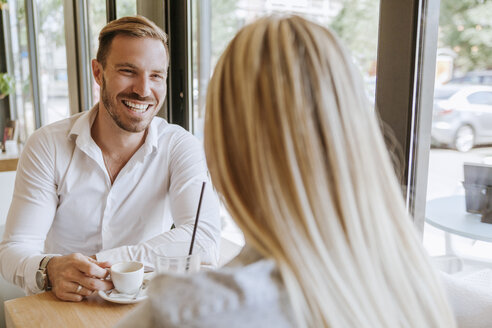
left=432, top=85, right=492, bottom=152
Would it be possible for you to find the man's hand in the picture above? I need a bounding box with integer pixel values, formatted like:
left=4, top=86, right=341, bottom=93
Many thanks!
left=46, top=253, right=113, bottom=301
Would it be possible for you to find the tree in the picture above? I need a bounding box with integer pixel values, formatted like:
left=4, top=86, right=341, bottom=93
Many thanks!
left=37, top=0, right=65, bottom=47
left=211, top=0, right=241, bottom=66
left=329, top=0, right=379, bottom=76
left=439, top=0, right=492, bottom=72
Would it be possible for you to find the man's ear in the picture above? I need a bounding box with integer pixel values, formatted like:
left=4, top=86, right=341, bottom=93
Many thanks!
left=92, top=59, right=103, bottom=86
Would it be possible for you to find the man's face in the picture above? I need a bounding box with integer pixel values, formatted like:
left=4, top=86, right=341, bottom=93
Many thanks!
left=92, top=35, right=168, bottom=133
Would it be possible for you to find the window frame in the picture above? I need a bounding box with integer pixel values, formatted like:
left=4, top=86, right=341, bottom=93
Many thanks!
left=64, top=0, right=92, bottom=115
left=374, top=0, right=440, bottom=234
left=0, top=6, right=12, bottom=133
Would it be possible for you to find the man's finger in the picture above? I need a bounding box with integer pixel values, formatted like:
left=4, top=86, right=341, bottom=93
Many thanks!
left=75, top=259, right=109, bottom=279
left=70, top=282, right=92, bottom=297
left=77, top=274, right=114, bottom=291
left=55, top=291, right=84, bottom=302
left=96, top=260, right=112, bottom=269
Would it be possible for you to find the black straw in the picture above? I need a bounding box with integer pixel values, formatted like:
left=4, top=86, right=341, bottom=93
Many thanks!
left=188, top=181, right=206, bottom=256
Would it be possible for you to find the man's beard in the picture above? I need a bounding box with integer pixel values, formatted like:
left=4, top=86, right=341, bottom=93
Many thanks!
left=100, top=76, right=154, bottom=133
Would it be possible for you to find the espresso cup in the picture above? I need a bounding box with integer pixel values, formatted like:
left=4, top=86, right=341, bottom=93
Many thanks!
left=110, top=261, right=144, bottom=294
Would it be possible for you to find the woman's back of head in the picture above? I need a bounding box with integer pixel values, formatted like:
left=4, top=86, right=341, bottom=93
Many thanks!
left=204, top=15, right=455, bottom=327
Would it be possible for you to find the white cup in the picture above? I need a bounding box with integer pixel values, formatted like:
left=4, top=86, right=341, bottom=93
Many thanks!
left=110, top=261, right=144, bottom=294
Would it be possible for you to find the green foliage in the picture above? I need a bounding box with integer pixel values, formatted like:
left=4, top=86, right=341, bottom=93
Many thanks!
left=328, top=0, right=492, bottom=74
left=0, top=73, right=15, bottom=97
left=87, top=0, right=107, bottom=56
left=210, top=0, right=241, bottom=67
left=329, top=0, right=379, bottom=74
left=117, top=0, right=137, bottom=18
left=37, top=0, right=65, bottom=47
left=439, top=0, right=492, bottom=72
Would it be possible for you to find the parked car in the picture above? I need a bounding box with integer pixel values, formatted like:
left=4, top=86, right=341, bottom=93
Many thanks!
left=431, top=84, right=492, bottom=152
left=447, top=70, right=492, bottom=86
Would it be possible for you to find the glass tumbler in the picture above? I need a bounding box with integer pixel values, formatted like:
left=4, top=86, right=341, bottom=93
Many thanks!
left=152, top=242, right=201, bottom=274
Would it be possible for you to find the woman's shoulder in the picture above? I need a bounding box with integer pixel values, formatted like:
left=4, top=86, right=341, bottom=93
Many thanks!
left=147, top=255, right=294, bottom=327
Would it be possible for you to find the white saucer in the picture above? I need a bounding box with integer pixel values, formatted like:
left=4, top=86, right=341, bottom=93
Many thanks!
left=98, top=273, right=154, bottom=304
left=98, top=288, right=148, bottom=304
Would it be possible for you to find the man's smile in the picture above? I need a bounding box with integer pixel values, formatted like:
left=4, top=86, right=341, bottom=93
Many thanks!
left=122, top=99, right=152, bottom=113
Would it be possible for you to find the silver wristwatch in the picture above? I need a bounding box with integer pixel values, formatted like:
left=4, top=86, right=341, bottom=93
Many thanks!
left=35, top=255, right=54, bottom=291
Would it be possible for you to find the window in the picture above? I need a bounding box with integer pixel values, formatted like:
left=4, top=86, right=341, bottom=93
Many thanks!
left=2, top=0, right=140, bottom=138
left=116, top=0, right=137, bottom=19
left=4, top=0, right=35, bottom=142
left=35, top=0, right=70, bottom=125
left=189, top=0, right=382, bottom=245
left=87, top=0, right=107, bottom=105
left=424, top=0, right=492, bottom=273
left=4, top=0, right=72, bottom=135
left=191, top=0, right=380, bottom=139
left=4, top=0, right=474, bottom=274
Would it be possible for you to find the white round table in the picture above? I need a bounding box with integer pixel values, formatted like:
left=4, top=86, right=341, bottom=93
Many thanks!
left=426, top=195, right=492, bottom=242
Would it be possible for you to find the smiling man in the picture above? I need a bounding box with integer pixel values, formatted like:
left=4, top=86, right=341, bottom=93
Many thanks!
left=0, top=16, right=221, bottom=301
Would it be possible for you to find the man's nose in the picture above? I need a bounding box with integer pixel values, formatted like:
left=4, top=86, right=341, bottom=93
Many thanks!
left=132, top=75, right=152, bottom=98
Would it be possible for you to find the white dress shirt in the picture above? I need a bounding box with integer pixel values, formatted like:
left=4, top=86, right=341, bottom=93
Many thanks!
left=0, top=106, right=221, bottom=294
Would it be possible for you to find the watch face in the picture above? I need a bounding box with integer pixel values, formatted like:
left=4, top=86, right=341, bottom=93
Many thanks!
left=36, top=270, right=45, bottom=290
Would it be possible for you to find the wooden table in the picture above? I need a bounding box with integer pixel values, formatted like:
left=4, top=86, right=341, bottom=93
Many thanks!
left=0, top=145, right=20, bottom=172
left=0, top=157, right=18, bottom=172
left=4, top=291, right=137, bottom=328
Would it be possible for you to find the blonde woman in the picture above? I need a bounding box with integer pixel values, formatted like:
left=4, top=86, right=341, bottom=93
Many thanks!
left=117, top=16, right=456, bottom=328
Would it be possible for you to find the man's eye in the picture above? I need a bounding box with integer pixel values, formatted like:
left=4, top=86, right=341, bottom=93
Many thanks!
left=152, top=74, right=164, bottom=80
left=120, top=69, right=134, bottom=74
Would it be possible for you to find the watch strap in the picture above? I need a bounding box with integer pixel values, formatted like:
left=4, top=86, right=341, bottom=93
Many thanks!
left=39, top=255, right=53, bottom=271
left=38, top=255, right=55, bottom=290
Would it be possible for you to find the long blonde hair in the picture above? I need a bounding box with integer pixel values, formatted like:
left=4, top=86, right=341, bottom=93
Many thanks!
left=204, top=16, right=455, bottom=327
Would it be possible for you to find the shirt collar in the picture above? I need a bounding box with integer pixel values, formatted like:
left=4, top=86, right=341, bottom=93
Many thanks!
left=68, top=103, right=159, bottom=160
left=144, top=118, right=159, bottom=155
left=68, top=104, right=99, bottom=159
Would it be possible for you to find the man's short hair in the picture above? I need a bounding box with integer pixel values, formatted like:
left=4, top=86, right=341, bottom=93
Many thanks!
left=96, top=15, right=169, bottom=67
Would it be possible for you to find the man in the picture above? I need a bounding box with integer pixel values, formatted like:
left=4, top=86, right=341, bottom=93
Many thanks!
left=0, top=16, right=221, bottom=302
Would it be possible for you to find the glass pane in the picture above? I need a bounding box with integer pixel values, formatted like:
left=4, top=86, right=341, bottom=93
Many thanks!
left=117, top=0, right=137, bottom=18
left=6, top=0, right=35, bottom=142
left=35, top=0, right=70, bottom=125
left=191, top=0, right=380, bottom=140
left=191, top=0, right=381, bottom=246
left=425, top=1, right=492, bottom=273
left=87, top=0, right=107, bottom=105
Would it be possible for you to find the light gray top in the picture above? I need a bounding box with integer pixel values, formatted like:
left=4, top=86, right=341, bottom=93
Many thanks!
left=114, top=242, right=492, bottom=327
left=115, top=246, right=295, bottom=328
